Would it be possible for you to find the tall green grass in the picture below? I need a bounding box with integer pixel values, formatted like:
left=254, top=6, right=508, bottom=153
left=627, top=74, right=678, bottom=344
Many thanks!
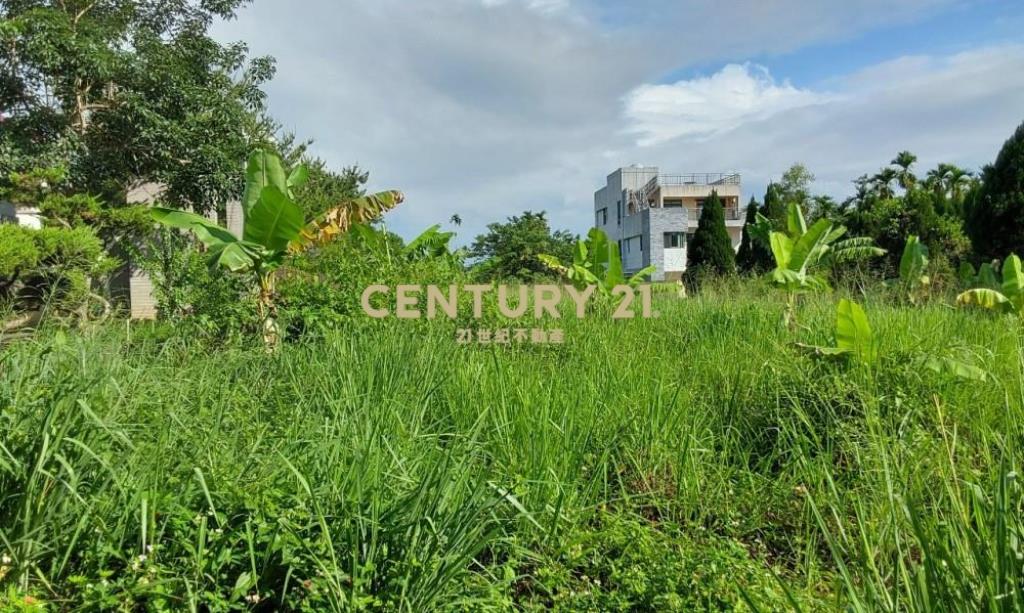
left=1, top=286, right=1021, bottom=610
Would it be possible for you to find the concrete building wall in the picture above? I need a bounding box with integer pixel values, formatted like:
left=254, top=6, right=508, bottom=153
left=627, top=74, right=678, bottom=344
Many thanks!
left=644, top=207, right=688, bottom=281
left=594, top=167, right=740, bottom=280
left=122, top=184, right=243, bottom=320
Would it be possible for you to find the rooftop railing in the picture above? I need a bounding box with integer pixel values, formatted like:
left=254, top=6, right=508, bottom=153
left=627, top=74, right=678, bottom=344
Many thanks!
left=658, top=173, right=741, bottom=186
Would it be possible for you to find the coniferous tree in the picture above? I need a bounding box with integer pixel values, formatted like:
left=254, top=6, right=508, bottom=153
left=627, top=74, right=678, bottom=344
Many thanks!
left=736, top=196, right=762, bottom=273
left=686, top=190, right=735, bottom=278
left=760, top=182, right=786, bottom=231
left=966, top=119, right=1024, bottom=259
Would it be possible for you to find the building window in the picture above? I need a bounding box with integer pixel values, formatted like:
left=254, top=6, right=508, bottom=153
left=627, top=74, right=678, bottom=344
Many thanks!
left=663, top=232, right=685, bottom=248
left=596, top=207, right=607, bottom=226
left=617, top=200, right=621, bottom=225
left=639, top=235, right=643, bottom=252
left=664, top=199, right=683, bottom=208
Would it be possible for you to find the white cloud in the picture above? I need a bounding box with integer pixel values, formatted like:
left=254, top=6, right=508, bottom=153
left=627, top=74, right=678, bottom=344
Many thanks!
left=212, top=0, right=1022, bottom=244
left=624, top=63, right=833, bottom=146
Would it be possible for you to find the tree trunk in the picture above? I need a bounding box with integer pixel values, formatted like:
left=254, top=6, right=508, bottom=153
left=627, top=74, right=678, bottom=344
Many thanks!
left=257, top=270, right=279, bottom=351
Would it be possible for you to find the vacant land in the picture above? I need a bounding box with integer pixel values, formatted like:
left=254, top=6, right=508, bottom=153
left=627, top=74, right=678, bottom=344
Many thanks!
left=1, top=286, right=1021, bottom=611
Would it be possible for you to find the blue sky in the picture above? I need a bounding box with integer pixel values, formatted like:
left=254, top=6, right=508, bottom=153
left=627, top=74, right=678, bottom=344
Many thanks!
left=213, top=0, right=1024, bottom=243
left=662, top=0, right=1022, bottom=86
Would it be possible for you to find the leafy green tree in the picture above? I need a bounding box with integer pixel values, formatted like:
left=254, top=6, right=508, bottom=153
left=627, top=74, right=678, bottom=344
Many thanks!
left=736, top=196, right=768, bottom=273
left=777, top=163, right=815, bottom=209
left=468, top=211, right=575, bottom=281
left=0, top=0, right=274, bottom=212
left=275, top=132, right=369, bottom=220
left=686, top=190, right=735, bottom=278
left=152, top=150, right=403, bottom=348
left=966, top=120, right=1024, bottom=260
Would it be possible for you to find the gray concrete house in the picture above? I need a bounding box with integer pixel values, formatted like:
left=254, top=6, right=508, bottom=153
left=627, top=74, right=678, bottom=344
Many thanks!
left=594, top=166, right=743, bottom=281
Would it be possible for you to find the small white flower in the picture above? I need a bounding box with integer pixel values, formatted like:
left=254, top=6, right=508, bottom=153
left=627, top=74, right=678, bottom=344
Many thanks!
left=245, top=593, right=262, bottom=604
left=1, top=555, right=10, bottom=565
left=138, top=554, right=147, bottom=562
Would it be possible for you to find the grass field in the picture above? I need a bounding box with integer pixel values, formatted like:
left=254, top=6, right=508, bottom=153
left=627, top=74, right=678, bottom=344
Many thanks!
left=2, top=284, right=1022, bottom=611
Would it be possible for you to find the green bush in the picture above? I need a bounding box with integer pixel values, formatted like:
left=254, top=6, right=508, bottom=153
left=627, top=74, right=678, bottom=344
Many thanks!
left=0, top=223, right=114, bottom=317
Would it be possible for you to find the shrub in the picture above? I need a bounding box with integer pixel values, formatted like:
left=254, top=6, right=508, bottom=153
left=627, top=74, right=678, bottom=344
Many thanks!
left=0, top=224, right=115, bottom=318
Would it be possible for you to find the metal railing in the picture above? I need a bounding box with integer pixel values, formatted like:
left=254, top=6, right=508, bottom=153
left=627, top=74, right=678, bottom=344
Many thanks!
left=692, top=205, right=742, bottom=220
left=658, top=173, right=740, bottom=186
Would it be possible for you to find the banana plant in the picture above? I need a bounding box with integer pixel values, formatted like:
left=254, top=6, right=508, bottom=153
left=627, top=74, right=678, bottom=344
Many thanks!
left=151, top=150, right=404, bottom=348
left=957, top=254, right=1024, bottom=316
left=796, top=298, right=989, bottom=379
left=895, top=235, right=930, bottom=304
left=958, top=260, right=1000, bottom=289
left=538, top=227, right=654, bottom=296
left=796, top=298, right=877, bottom=365
left=751, top=203, right=884, bottom=327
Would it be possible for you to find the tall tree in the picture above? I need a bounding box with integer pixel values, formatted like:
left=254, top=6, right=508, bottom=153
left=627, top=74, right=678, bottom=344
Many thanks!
left=891, top=151, right=918, bottom=191
left=686, top=190, right=735, bottom=277
left=967, top=120, right=1024, bottom=259
left=0, top=0, right=274, bottom=212
left=736, top=196, right=768, bottom=273
left=760, top=182, right=786, bottom=231
left=776, top=163, right=815, bottom=209
left=469, top=210, right=575, bottom=281
left=871, top=167, right=899, bottom=200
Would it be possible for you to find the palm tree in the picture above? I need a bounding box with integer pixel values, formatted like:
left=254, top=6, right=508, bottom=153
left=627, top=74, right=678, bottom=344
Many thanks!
left=946, top=167, right=974, bottom=202
left=924, top=163, right=974, bottom=201
left=890, top=151, right=918, bottom=191
left=872, top=167, right=898, bottom=199
left=449, top=214, right=462, bottom=226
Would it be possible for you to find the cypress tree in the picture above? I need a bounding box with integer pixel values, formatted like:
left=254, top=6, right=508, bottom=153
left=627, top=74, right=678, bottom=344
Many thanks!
left=736, top=196, right=765, bottom=273
left=686, top=190, right=735, bottom=277
left=760, top=182, right=786, bottom=231
left=966, top=119, right=1024, bottom=259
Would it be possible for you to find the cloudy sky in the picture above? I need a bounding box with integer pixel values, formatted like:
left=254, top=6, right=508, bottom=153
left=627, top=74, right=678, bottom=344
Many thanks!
left=213, top=0, right=1024, bottom=243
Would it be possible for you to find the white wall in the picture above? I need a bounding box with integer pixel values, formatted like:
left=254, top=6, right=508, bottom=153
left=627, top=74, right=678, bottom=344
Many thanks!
left=664, top=247, right=686, bottom=271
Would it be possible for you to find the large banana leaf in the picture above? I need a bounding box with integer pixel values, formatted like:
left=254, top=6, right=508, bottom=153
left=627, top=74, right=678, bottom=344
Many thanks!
left=627, top=265, right=656, bottom=286
left=584, top=227, right=611, bottom=271
left=537, top=254, right=569, bottom=275
left=207, top=241, right=257, bottom=272
left=605, top=239, right=625, bottom=287
left=769, top=232, right=793, bottom=269
left=288, top=190, right=404, bottom=254
left=786, top=202, right=807, bottom=236
left=243, top=186, right=305, bottom=252
left=788, top=218, right=832, bottom=273
left=150, top=208, right=256, bottom=272
left=835, top=298, right=876, bottom=365
left=1000, top=254, right=1023, bottom=310
left=956, top=288, right=1011, bottom=312
left=830, top=237, right=886, bottom=264
left=899, top=235, right=924, bottom=279
left=151, top=208, right=237, bottom=248
left=287, top=165, right=309, bottom=191
left=243, top=150, right=288, bottom=216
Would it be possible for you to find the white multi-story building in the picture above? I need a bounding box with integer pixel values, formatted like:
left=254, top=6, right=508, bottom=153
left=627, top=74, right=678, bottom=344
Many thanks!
left=594, top=166, right=743, bottom=281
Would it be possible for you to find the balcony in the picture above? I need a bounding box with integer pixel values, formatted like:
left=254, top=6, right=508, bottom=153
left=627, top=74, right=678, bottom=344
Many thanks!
left=689, top=206, right=743, bottom=222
